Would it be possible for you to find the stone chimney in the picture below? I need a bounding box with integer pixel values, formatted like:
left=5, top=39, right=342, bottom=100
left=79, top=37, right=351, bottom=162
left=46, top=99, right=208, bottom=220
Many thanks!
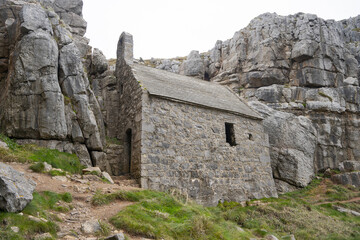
left=117, top=32, right=133, bottom=65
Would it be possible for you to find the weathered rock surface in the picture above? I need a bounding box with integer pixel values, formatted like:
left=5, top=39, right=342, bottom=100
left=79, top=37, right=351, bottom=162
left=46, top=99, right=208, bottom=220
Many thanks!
left=0, top=162, right=36, bottom=212
left=143, top=13, right=360, bottom=190
left=249, top=101, right=316, bottom=187
left=331, top=172, right=360, bottom=187
left=0, top=0, right=106, bottom=166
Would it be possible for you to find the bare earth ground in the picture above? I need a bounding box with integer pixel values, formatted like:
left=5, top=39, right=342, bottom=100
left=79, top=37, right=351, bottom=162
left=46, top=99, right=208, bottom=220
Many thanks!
left=7, top=162, right=149, bottom=240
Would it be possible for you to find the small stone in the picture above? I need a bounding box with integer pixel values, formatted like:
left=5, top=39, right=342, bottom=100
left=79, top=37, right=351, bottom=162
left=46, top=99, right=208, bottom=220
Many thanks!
left=34, top=233, right=52, bottom=240
left=43, top=162, right=52, bottom=172
left=52, top=176, right=68, bottom=182
left=333, top=206, right=360, bottom=216
left=28, top=215, right=47, bottom=223
left=236, top=226, right=245, bottom=232
left=266, top=235, right=279, bottom=240
left=101, top=172, right=114, bottom=184
left=0, top=140, right=9, bottom=150
left=11, top=226, right=19, bottom=233
left=324, top=168, right=332, bottom=178
left=18, top=213, right=23, bottom=216
left=81, top=219, right=101, bottom=234
left=105, top=233, right=125, bottom=240
left=62, top=184, right=68, bottom=187
left=82, top=167, right=102, bottom=175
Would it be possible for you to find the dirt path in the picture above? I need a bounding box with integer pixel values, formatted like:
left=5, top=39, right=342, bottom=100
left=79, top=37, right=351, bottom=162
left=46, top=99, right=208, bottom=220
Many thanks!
left=314, top=196, right=360, bottom=206
left=7, top=162, right=148, bottom=240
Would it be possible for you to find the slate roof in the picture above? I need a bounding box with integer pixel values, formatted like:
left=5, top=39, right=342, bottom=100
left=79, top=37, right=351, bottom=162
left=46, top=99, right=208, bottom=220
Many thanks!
left=131, top=64, right=262, bottom=120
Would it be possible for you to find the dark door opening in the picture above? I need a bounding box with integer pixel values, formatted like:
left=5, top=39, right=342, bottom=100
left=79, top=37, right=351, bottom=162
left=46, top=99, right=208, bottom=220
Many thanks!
left=125, top=128, right=132, bottom=174
left=225, top=122, right=236, bottom=146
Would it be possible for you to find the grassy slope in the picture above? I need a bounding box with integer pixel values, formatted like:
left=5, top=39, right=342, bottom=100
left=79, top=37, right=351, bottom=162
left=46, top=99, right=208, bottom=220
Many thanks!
left=0, top=191, right=73, bottom=240
left=0, top=134, right=83, bottom=174
left=98, top=179, right=360, bottom=240
left=0, top=135, right=81, bottom=239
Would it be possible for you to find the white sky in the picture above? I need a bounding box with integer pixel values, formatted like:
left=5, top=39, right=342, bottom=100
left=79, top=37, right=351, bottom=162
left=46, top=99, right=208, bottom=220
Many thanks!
left=83, top=0, right=360, bottom=60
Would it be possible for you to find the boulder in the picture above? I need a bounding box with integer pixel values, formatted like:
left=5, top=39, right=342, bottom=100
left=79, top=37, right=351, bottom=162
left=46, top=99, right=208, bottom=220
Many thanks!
left=0, top=163, right=36, bottom=212
left=91, top=48, right=108, bottom=75
left=249, top=101, right=317, bottom=187
left=179, top=50, right=205, bottom=78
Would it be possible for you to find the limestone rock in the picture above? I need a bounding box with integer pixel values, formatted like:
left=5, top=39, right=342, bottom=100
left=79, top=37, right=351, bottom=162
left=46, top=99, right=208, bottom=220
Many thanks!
left=0, top=0, right=105, bottom=162
left=331, top=172, right=360, bottom=187
left=333, top=206, right=360, bottom=216
left=82, top=167, right=101, bottom=175
left=249, top=101, right=316, bottom=187
left=101, top=171, right=114, bottom=184
left=105, top=233, right=125, bottom=240
left=0, top=162, right=36, bottom=212
left=0, top=140, right=8, bottom=150
left=81, top=219, right=101, bottom=234
left=91, top=48, right=108, bottom=75
left=91, top=151, right=110, bottom=172
left=339, top=161, right=360, bottom=172
left=179, top=50, right=205, bottom=78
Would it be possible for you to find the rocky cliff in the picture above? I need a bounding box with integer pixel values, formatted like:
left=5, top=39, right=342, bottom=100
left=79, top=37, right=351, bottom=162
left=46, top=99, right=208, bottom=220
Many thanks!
left=0, top=0, right=107, bottom=167
left=1, top=0, right=360, bottom=193
left=145, top=13, right=360, bottom=191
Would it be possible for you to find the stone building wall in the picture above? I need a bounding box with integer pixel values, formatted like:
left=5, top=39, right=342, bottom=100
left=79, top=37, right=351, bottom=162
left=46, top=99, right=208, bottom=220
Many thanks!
left=116, top=62, right=143, bottom=177
left=140, top=95, right=278, bottom=206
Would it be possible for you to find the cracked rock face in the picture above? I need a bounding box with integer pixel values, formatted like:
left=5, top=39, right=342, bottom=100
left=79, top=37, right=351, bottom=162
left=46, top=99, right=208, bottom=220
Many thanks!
left=147, top=12, right=360, bottom=190
left=0, top=0, right=105, bottom=166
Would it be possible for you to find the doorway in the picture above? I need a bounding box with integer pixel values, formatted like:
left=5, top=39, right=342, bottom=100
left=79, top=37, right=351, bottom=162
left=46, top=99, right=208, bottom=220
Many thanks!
left=125, top=128, right=132, bottom=174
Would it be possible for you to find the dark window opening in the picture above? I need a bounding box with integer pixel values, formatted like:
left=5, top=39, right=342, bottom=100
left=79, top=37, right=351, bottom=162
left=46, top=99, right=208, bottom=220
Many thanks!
left=225, top=122, right=236, bottom=146
left=248, top=133, right=253, bottom=141
left=125, top=128, right=132, bottom=174
left=204, top=72, right=210, bottom=81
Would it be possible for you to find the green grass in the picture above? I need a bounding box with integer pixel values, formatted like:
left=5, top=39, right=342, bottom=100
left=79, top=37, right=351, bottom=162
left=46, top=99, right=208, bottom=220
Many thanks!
left=0, top=134, right=84, bottom=174
left=103, top=190, right=252, bottom=239
left=102, top=178, right=360, bottom=240
left=0, top=191, right=72, bottom=239
left=29, top=162, right=45, bottom=173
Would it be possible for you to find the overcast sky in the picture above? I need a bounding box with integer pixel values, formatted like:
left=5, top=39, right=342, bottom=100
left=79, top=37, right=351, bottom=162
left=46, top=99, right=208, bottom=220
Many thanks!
left=83, top=0, right=360, bottom=60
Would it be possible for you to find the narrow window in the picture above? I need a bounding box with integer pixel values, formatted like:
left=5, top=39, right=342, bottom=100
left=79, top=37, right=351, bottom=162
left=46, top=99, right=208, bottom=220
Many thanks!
left=225, top=122, right=236, bottom=146
left=248, top=133, right=253, bottom=141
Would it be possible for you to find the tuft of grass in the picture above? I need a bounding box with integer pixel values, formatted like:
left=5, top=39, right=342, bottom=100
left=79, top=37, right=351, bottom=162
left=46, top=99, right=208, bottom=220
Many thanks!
left=95, top=220, right=112, bottom=237
left=106, top=137, right=122, bottom=145
left=0, top=191, right=72, bottom=239
left=48, top=169, right=66, bottom=176
left=29, top=162, right=45, bottom=173
left=0, top=134, right=19, bottom=150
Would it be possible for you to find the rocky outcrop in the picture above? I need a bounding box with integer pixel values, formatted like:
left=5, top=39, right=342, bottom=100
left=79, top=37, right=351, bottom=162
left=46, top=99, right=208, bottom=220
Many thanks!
left=144, top=13, right=360, bottom=190
left=0, top=0, right=106, bottom=167
left=0, top=162, right=36, bottom=212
